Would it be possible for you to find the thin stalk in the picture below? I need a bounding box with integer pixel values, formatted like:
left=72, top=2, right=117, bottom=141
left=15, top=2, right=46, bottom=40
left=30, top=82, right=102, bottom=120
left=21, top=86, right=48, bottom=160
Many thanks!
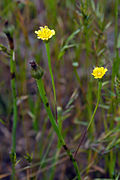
left=45, top=42, right=57, bottom=121
left=86, top=79, right=94, bottom=135
left=37, top=78, right=63, bottom=143
left=109, top=150, right=116, bottom=178
left=10, top=50, right=18, bottom=180
left=36, top=78, right=81, bottom=180
left=74, top=80, right=102, bottom=158
left=87, top=80, right=102, bottom=131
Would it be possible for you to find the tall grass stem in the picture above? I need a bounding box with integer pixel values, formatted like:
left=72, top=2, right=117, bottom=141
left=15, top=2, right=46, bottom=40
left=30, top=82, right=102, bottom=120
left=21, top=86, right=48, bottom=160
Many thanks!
left=10, top=50, right=18, bottom=180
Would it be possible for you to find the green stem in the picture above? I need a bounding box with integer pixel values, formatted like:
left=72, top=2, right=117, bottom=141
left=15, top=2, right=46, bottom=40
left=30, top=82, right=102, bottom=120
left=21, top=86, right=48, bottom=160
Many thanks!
left=36, top=78, right=81, bottom=180
left=37, top=78, right=63, bottom=143
left=45, top=42, right=57, bottom=106
left=10, top=50, right=18, bottom=180
left=87, top=80, right=102, bottom=131
left=112, top=0, right=119, bottom=87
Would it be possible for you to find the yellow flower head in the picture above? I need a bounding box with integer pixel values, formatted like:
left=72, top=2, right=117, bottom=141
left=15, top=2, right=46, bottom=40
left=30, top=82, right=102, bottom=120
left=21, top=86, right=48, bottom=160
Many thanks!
left=35, top=26, right=55, bottom=41
left=91, top=67, right=108, bottom=79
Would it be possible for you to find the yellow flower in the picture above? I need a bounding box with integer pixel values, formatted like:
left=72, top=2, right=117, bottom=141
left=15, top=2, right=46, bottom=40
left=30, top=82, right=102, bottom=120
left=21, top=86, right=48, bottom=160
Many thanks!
left=35, top=26, right=55, bottom=41
left=91, top=67, right=108, bottom=79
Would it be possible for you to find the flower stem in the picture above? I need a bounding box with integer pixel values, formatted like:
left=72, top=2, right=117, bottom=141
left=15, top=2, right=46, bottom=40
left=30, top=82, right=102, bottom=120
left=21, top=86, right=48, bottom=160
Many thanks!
left=74, top=81, right=102, bottom=158
left=45, top=42, right=57, bottom=121
left=37, top=78, right=63, bottom=142
left=87, top=80, right=102, bottom=131
left=36, top=77, right=81, bottom=180
left=10, top=50, right=17, bottom=180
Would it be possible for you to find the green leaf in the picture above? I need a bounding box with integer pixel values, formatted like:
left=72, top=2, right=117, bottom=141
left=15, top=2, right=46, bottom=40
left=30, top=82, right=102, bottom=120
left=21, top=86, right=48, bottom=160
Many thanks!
left=66, top=29, right=80, bottom=45
left=99, top=104, right=109, bottom=109
left=15, top=159, right=21, bottom=166
left=58, top=29, right=80, bottom=59
left=24, top=152, right=33, bottom=163
left=102, top=81, right=109, bottom=87
left=105, top=22, right=112, bottom=30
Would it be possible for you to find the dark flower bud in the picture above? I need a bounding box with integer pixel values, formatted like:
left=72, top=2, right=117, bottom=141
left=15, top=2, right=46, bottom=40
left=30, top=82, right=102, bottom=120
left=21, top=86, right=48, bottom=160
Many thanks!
left=30, top=61, right=44, bottom=79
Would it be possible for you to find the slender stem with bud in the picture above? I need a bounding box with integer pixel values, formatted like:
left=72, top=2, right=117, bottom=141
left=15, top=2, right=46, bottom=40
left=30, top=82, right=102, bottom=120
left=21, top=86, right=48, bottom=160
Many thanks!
left=30, top=61, right=81, bottom=180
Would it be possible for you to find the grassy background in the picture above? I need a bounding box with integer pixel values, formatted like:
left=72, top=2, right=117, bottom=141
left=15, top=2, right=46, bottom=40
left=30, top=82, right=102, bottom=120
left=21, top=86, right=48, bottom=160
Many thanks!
left=0, top=0, right=120, bottom=179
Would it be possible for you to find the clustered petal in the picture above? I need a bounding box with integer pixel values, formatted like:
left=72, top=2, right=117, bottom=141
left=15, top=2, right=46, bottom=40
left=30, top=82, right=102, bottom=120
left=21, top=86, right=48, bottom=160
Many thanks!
left=91, top=67, right=108, bottom=79
left=35, top=26, right=55, bottom=41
